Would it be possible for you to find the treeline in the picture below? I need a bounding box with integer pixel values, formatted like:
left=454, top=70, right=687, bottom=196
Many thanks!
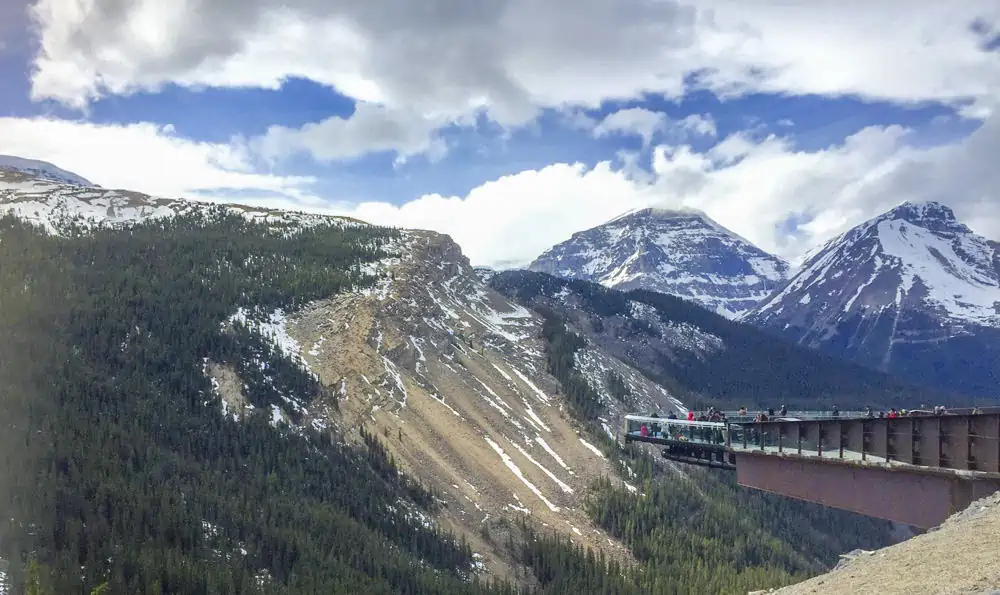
left=0, top=213, right=516, bottom=594
left=538, top=307, right=604, bottom=420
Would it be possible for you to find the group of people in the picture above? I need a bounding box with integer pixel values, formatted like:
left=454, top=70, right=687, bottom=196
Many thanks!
left=865, top=405, right=956, bottom=418
left=635, top=403, right=978, bottom=441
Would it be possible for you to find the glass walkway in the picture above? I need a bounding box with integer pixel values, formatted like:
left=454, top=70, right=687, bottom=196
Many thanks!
left=623, top=409, right=1000, bottom=474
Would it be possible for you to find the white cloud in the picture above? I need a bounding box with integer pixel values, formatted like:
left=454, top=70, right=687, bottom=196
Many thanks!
left=342, top=162, right=659, bottom=267
left=592, top=109, right=715, bottom=147
left=593, top=108, right=669, bottom=147
left=336, top=113, right=1000, bottom=268
left=26, top=0, right=1000, bottom=159
left=679, top=114, right=717, bottom=138
left=254, top=103, right=450, bottom=163
left=2, top=113, right=996, bottom=272
left=0, top=117, right=314, bottom=200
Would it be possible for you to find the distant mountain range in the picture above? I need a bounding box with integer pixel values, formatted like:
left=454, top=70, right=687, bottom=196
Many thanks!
left=528, top=207, right=790, bottom=318
left=745, top=201, right=1000, bottom=397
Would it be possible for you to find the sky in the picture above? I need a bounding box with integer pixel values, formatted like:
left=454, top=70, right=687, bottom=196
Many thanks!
left=1, top=0, right=999, bottom=268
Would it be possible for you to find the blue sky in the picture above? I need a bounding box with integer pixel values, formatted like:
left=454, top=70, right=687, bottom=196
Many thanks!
left=1, top=0, right=998, bottom=266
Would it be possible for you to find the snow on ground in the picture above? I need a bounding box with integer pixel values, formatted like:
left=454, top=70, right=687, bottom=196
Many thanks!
left=0, top=174, right=365, bottom=236
left=227, top=308, right=315, bottom=376
left=877, top=219, right=1000, bottom=324
left=522, top=405, right=551, bottom=433
left=269, top=404, right=285, bottom=426
left=535, top=437, right=573, bottom=474
left=484, top=435, right=559, bottom=512
left=510, top=366, right=552, bottom=405
left=578, top=438, right=606, bottom=459
left=507, top=437, right=574, bottom=494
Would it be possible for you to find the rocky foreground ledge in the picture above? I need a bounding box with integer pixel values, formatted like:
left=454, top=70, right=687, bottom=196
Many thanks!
left=752, top=491, right=1000, bottom=595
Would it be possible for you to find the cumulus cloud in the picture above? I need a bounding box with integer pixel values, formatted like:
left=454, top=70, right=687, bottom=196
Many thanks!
left=0, top=117, right=314, bottom=200
left=26, top=0, right=1000, bottom=159
left=254, top=103, right=450, bottom=164
left=593, top=108, right=669, bottom=147
left=334, top=114, right=1000, bottom=268
left=2, top=112, right=997, bottom=270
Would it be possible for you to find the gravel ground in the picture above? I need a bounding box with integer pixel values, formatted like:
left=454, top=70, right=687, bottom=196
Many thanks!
left=768, top=490, right=1000, bottom=595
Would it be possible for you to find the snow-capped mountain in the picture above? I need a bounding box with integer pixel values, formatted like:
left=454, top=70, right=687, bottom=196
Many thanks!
left=0, top=155, right=95, bottom=186
left=0, top=165, right=361, bottom=233
left=745, top=201, right=1000, bottom=396
left=528, top=207, right=790, bottom=318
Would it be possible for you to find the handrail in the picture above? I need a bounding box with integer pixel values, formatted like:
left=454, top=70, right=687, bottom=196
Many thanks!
left=624, top=415, right=725, bottom=429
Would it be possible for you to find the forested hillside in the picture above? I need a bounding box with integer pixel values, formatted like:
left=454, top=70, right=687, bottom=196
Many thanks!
left=0, top=210, right=909, bottom=595
left=492, top=270, right=950, bottom=410
left=517, top=298, right=902, bottom=594
left=0, top=212, right=513, bottom=594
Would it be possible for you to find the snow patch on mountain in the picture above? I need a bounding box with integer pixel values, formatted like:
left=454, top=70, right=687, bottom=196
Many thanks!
left=746, top=200, right=1000, bottom=395
left=877, top=218, right=1000, bottom=325
left=0, top=169, right=365, bottom=234
left=529, top=207, right=789, bottom=318
left=751, top=201, right=1000, bottom=329
left=0, top=155, right=94, bottom=186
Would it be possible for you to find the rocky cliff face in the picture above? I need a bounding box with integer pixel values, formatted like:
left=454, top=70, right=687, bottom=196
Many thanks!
left=529, top=207, right=789, bottom=319
left=745, top=201, right=1000, bottom=396
left=277, top=231, right=686, bottom=576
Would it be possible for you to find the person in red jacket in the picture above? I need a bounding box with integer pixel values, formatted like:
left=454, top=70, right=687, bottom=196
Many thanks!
left=686, top=410, right=695, bottom=421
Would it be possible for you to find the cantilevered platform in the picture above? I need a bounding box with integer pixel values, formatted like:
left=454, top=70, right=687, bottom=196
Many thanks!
left=623, top=410, right=1000, bottom=528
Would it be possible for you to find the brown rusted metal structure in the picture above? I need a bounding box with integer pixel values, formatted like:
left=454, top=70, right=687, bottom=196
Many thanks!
left=624, top=410, right=1000, bottom=528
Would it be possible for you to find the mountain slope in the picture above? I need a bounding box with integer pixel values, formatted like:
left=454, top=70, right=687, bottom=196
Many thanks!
left=0, top=210, right=507, bottom=594
left=528, top=207, right=789, bottom=318
left=0, top=163, right=911, bottom=593
left=0, top=154, right=94, bottom=186
left=745, top=201, right=1000, bottom=397
left=491, top=270, right=949, bottom=410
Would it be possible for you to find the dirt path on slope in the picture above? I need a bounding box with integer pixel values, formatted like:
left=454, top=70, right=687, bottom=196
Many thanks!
left=773, top=491, right=1000, bottom=595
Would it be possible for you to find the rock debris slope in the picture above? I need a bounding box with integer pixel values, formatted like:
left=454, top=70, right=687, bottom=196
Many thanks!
left=771, top=490, right=1000, bottom=595
left=279, top=231, right=684, bottom=576
left=529, top=206, right=789, bottom=319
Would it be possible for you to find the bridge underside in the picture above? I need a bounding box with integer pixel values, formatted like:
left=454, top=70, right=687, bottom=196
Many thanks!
left=734, top=452, right=1000, bottom=529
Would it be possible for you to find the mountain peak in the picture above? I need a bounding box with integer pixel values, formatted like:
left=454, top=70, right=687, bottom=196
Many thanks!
left=606, top=204, right=710, bottom=225
left=0, top=155, right=95, bottom=187
left=746, top=199, right=1000, bottom=396
left=529, top=206, right=789, bottom=318
left=884, top=201, right=959, bottom=227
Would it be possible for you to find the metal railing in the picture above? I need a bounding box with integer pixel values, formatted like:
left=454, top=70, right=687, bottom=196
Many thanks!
left=624, top=411, right=1000, bottom=474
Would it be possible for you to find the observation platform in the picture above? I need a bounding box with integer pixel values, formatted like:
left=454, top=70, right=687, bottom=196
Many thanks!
left=623, top=409, right=1000, bottom=528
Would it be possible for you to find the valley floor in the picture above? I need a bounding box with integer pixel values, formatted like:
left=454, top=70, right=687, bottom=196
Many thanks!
left=773, top=490, right=1000, bottom=595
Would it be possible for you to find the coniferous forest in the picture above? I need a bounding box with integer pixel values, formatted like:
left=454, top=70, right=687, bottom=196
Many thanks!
left=0, top=213, right=510, bottom=594
left=1, top=212, right=900, bottom=594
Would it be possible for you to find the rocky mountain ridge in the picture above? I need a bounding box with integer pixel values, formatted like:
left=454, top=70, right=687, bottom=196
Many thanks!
left=745, top=200, right=1000, bottom=396
left=0, top=154, right=95, bottom=186
left=0, top=167, right=365, bottom=233
left=528, top=206, right=790, bottom=319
